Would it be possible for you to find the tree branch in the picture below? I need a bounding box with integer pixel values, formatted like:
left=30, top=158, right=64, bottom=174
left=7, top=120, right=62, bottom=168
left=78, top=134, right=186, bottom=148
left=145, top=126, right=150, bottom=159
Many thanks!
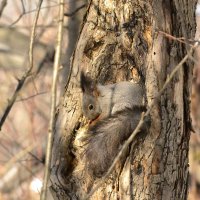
left=9, top=0, right=26, bottom=26
left=0, top=0, right=7, bottom=18
left=40, top=0, right=64, bottom=199
left=0, top=0, right=43, bottom=131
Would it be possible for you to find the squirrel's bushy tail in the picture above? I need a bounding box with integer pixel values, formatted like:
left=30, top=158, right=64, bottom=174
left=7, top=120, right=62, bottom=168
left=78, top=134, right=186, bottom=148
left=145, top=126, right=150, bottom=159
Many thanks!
left=84, top=107, right=145, bottom=178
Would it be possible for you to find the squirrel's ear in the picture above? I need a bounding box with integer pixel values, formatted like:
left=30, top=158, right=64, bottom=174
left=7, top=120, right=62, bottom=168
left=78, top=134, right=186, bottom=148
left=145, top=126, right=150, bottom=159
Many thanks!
left=80, top=71, right=97, bottom=94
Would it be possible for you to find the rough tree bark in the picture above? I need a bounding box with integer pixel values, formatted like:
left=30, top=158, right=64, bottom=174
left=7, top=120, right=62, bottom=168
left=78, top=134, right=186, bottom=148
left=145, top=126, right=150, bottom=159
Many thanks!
left=49, top=0, right=197, bottom=199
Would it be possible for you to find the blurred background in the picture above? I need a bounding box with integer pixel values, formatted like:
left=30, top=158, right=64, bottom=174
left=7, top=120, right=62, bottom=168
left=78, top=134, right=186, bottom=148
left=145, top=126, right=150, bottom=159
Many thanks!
left=0, top=0, right=86, bottom=199
left=0, top=0, right=199, bottom=199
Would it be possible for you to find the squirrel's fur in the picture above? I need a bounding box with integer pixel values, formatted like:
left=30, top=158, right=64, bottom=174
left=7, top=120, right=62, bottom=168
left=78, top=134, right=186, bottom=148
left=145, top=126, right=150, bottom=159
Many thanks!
left=84, top=106, right=145, bottom=177
left=80, top=72, right=146, bottom=178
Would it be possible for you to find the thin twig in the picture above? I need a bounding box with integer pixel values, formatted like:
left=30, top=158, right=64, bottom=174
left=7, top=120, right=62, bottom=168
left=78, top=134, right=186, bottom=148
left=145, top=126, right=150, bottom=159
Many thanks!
left=0, top=0, right=43, bottom=131
left=1, top=24, right=67, bottom=29
left=84, top=41, right=199, bottom=200
left=16, top=91, right=48, bottom=102
left=0, top=0, right=7, bottom=17
left=10, top=2, right=75, bottom=26
left=158, top=30, right=200, bottom=46
left=1, top=144, right=36, bottom=176
left=9, top=0, right=26, bottom=26
left=40, top=0, right=64, bottom=199
left=173, top=1, right=195, bottom=65
left=158, top=30, right=199, bottom=64
left=158, top=30, right=192, bottom=46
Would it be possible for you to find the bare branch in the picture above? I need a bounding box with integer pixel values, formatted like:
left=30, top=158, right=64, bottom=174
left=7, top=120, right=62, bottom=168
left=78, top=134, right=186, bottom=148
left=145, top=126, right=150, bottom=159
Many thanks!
left=158, top=30, right=193, bottom=46
left=40, top=0, right=64, bottom=199
left=9, top=2, right=73, bottom=27
left=9, top=0, right=26, bottom=26
left=0, top=144, right=42, bottom=193
left=0, top=0, right=7, bottom=17
left=85, top=41, right=199, bottom=200
left=16, top=91, right=48, bottom=102
left=158, top=30, right=198, bottom=64
left=1, top=144, right=36, bottom=176
left=173, top=0, right=195, bottom=65
left=0, top=0, right=43, bottom=130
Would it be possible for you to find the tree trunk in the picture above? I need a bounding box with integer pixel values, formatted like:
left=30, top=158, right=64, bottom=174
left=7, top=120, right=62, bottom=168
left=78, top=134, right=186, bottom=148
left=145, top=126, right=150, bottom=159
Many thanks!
left=49, top=0, right=197, bottom=199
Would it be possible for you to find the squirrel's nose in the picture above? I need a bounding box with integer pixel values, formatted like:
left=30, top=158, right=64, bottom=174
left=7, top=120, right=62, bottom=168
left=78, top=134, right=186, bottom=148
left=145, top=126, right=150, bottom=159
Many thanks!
left=89, top=114, right=101, bottom=126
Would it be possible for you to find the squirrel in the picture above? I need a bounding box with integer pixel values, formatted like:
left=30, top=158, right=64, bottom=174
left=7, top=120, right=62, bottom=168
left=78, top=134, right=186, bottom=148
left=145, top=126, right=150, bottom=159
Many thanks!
left=80, top=72, right=147, bottom=178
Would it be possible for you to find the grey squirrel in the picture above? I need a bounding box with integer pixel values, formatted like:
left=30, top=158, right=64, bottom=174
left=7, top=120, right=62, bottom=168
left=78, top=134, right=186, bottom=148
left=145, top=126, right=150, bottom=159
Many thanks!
left=80, top=72, right=146, bottom=177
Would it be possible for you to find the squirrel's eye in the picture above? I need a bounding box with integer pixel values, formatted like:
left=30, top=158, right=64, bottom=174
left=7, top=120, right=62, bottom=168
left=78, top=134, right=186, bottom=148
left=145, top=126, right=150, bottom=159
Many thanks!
left=88, top=104, right=94, bottom=110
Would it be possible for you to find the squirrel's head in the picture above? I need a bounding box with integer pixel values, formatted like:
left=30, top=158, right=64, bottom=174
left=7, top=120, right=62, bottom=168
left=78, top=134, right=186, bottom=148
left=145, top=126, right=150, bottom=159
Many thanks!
left=80, top=72, right=102, bottom=121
